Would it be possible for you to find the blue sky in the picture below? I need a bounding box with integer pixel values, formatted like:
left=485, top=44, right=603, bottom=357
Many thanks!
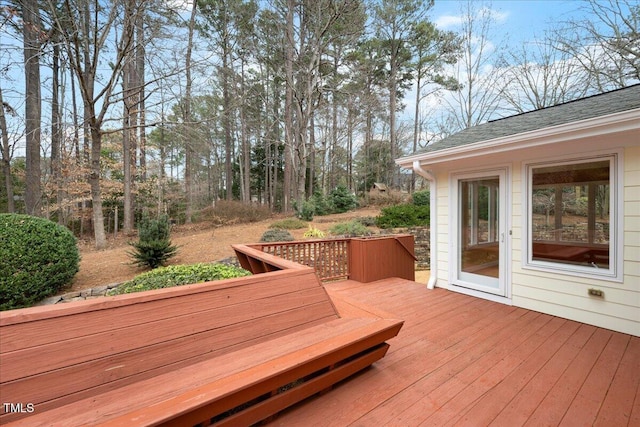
left=429, top=0, right=588, bottom=42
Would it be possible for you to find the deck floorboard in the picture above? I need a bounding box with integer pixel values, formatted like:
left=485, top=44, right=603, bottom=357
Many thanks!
left=268, top=278, right=640, bottom=427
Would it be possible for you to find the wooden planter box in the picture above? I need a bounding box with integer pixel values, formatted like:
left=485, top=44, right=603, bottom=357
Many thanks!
left=349, top=234, right=416, bottom=283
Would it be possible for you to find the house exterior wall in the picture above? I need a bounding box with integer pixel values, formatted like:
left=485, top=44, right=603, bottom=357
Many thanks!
left=429, top=143, right=639, bottom=336
left=511, top=144, right=639, bottom=336
left=435, top=171, right=451, bottom=288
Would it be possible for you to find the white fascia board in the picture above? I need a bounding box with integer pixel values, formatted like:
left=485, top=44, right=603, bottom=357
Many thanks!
left=396, top=108, right=640, bottom=169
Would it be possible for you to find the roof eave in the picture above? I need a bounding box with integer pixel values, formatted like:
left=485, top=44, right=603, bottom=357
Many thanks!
left=396, top=108, right=640, bottom=169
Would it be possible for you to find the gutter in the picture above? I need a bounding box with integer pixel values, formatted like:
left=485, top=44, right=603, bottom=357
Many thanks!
left=412, top=160, right=437, bottom=290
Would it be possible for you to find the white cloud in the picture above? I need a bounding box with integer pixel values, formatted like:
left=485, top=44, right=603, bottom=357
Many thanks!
left=484, top=7, right=509, bottom=24
left=434, top=6, right=509, bottom=30
left=435, top=15, right=463, bottom=29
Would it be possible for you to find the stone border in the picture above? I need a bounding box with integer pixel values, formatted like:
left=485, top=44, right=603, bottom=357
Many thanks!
left=37, top=257, right=244, bottom=306
left=36, top=282, right=124, bottom=306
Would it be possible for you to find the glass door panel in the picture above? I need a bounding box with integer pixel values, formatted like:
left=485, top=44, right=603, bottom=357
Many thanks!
left=455, top=171, right=506, bottom=295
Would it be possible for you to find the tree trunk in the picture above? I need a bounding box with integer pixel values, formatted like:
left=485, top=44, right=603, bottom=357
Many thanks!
left=122, top=63, right=134, bottom=233
left=388, top=60, right=397, bottom=188
left=347, top=100, right=354, bottom=192
left=223, top=65, right=232, bottom=201
left=136, top=6, right=146, bottom=180
left=0, top=87, right=15, bottom=213
left=51, top=42, right=64, bottom=223
left=308, top=112, right=316, bottom=198
left=89, top=124, right=106, bottom=249
left=122, top=0, right=136, bottom=234
left=241, top=62, right=250, bottom=203
left=283, top=0, right=295, bottom=212
left=70, top=63, right=80, bottom=162
left=184, top=0, right=197, bottom=223
left=411, top=69, right=422, bottom=192
left=271, top=78, right=280, bottom=211
left=23, top=0, right=42, bottom=216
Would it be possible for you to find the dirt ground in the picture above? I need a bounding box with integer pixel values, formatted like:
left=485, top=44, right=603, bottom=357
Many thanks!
left=70, top=207, right=400, bottom=293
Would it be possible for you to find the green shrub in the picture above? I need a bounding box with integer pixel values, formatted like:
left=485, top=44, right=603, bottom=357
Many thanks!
left=109, top=263, right=250, bottom=295
left=294, top=199, right=315, bottom=221
left=128, top=215, right=178, bottom=269
left=329, top=184, right=358, bottom=213
left=376, top=204, right=430, bottom=229
left=311, top=191, right=332, bottom=216
left=0, top=214, right=79, bottom=310
left=260, top=228, right=295, bottom=242
left=412, top=189, right=430, bottom=206
left=329, top=220, right=372, bottom=237
left=269, top=218, right=308, bottom=230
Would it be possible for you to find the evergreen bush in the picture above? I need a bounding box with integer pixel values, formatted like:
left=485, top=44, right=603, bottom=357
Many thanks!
left=260, top=228, right=295, bottom=242
left=311, top=191, right=332, bottom=216
left=294, top=199, right=315, bottom=221
left=376, top=204, right=430, bottom=229
left=0, top=214, right=79, bottom=310
left=412, top=189, right=430, bottom=206
left=329, top=220, right=371, bottom=237
left=128, top=215, right=178, bottom=269
left=329, top=184, right=358, bottom=213
left=109, top=263, right=250, bottom=295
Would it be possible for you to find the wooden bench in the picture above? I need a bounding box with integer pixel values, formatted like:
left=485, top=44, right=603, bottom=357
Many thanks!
left=0, top=254, right=403, bottom=426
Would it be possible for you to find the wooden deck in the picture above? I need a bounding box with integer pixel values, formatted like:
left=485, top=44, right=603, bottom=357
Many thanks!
left=269, top=278, right=640, bottom=426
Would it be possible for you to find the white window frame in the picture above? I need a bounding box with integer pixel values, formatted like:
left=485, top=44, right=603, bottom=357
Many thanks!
left=523, top=151, right=623, bottom=282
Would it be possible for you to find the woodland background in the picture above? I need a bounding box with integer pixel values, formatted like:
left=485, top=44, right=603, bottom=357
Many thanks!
left=1, top=0, right=638, bottom=248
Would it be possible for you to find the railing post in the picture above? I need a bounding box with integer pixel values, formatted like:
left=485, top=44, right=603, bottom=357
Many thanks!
left=347, top=239, right=352, bottom=280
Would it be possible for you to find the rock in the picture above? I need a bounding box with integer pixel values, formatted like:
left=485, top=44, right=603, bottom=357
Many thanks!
left=36, top=296, right=63, bottom=306
left=91, top=285, right=109, bottom=296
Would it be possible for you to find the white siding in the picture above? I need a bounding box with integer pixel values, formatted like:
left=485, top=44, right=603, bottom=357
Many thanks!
left=423, top=120, right=640, bottom=336
left=435, top=171, right=450, bottom=288
left=511, top=144, right=640, bottom=336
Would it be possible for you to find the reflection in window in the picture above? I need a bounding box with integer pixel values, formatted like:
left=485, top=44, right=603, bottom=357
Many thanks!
left=460, top=178, right=500, bottom=278
left=531, top=160, right=610, bottom=268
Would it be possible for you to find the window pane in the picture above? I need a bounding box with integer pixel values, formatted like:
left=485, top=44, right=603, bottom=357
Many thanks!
left=531, top=160, right=609, bottom=268
left=460, top=178, right=500, bottom=278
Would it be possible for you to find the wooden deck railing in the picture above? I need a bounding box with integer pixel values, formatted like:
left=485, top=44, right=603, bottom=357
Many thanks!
left=248, top=239, right=350, bottom=281
left=243, top=234, right=416, bottom=283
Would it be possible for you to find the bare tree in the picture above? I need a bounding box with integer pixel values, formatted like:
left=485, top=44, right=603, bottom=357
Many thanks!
left=47, top=0, right=139, bottom=248
left=553, top=0, right=640, bottom=92
left=499, top=35, right=591, bottom=113
left=446, top=0, right=508, bottom=130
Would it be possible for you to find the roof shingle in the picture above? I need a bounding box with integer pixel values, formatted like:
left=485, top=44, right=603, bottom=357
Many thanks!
left=419, top=84, right=640, bottom=154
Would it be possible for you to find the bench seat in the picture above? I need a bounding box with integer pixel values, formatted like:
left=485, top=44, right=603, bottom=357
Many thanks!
left=5, top=317, right=400, bottom=427
left=1, top=254, right=403, bottom=426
